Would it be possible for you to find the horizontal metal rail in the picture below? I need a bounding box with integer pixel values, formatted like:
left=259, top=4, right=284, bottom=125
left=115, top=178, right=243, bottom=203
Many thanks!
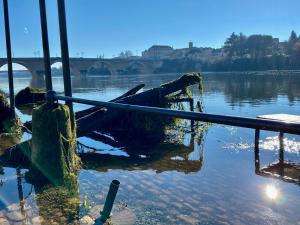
left=55, top=95, right=300, bottom=135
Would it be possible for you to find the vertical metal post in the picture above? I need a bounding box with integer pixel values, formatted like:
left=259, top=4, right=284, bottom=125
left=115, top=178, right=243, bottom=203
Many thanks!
left=57, top=0, right=74, bottom=127
left=278, top=132, right=284, bottom=176
left=254, top=129, right=260, bottom=173
left=39, top=0, right=53, bottom=91
left=189, top=98, right=194, bottom=133
left=279, top=132, right=284, bottom=163
left=98, top=180, right=120, bottom=222
left=3, top=0, right=15, bottom=117
left=16, top=168, right=25, bottom=218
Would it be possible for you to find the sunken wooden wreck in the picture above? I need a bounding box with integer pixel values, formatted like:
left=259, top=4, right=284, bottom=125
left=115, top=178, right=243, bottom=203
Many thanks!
left=23, top=72, right=202, bottom=140
left=76, top=73, right=202, bottom=143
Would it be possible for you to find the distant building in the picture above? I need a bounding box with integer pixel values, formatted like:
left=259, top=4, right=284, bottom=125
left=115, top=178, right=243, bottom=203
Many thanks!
left=189, top=41, right=194, bottom=49
left=142, top=45, right=174, bottom=59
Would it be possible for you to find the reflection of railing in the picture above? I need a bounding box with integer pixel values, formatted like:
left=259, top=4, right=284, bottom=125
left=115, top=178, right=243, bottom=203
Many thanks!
left=254, top=132, right=300, bottom=186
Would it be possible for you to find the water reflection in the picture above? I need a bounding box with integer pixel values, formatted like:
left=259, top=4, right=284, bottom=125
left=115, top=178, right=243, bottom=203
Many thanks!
left=265, top=184, right=279, bottom=200
left=0, top=118, right=206, bottom=224
left=7, top=72, right=300, bottom=103
left=255, top=132, right=300, bottom=186
left=1, top=72, right=300, bottom=224
left=79, top=132, right=204, bottom=174
left=204, top=73, right=300, bottom=105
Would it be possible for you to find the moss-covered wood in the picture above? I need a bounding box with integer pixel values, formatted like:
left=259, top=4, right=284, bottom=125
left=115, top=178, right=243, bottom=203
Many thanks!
left=33, top=183, right=80, bottom=224
left=15, top=86, right=46, bottom=106
left=77, top=72, right=203, bottom=137
left=0, top=92, right=14, bottom=132
left=0, top=91, right=22, bottom=148
left=31, top=103, right=80, bottom=185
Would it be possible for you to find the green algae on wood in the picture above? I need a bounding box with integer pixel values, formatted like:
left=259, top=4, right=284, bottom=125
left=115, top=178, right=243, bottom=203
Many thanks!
left=0, top=92, right=13, bottom=132
left=31, top=103, right=80, bottom=186
left=106, top=72, right=204, bottom=142
left=77, top=72, right=203, bottom=137
left=34, top=183, right=80, bottom=224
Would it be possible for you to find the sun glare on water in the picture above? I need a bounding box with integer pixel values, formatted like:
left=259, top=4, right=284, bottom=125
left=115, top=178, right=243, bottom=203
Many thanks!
left=265, top=185, right=279, bottom=200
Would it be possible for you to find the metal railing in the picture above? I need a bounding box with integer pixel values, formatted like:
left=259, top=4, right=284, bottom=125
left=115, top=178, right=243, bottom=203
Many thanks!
left=54, top=94, right=300, bottom=135
left=2, top=0, right=300, bottom=137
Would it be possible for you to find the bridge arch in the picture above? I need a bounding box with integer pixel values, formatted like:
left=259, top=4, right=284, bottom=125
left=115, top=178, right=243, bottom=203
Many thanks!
left=0, top=63, right=34, bottom=90
left=87, top=61, right=116, bottom=76
left=123, top=61, right=149, bottom=75
left=51, top=62, right=63, bottom=76
left=0, top=61, right=35, bottom=77
left=50, top=61, right=79, bottom=76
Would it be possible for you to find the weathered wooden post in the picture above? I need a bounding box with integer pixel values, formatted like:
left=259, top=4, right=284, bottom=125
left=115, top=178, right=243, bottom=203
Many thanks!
left=26, top=0, right=80, bottom=186
left=2, top=0, right=15, bottom=117
left=30, top=93, right=80, bottom=185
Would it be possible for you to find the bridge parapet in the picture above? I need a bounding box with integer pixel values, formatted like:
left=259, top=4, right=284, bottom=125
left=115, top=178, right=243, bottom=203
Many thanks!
left=0, top=57, right=161, bottom=78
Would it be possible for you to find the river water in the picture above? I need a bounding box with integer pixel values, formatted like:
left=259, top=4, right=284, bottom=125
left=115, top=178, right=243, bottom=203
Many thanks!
left=0, top=72, right=300, bottom=224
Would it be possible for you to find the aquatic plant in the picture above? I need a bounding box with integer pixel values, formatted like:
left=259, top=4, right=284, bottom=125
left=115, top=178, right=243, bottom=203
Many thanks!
left=34, top=183, right=80, bottom=224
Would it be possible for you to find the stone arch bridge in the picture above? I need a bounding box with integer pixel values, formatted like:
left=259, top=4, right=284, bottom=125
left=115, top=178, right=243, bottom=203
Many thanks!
left=0, top=57, right=162, bottom=80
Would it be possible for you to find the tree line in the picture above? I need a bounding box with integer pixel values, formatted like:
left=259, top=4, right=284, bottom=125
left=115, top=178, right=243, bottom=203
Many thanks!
left=156, top=31, right=300, bottom=73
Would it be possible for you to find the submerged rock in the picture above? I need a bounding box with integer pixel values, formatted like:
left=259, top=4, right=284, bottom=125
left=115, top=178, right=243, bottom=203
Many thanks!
left=15, top=86, right=46, bottom=106
left=86, top=204, right=135, bottom=225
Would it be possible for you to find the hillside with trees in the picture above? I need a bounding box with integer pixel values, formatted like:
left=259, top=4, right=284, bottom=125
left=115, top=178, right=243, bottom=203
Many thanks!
left=155, top=31, right=300, bottom=73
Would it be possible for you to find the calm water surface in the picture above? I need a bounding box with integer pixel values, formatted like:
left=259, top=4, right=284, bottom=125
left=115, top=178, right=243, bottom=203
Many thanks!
left=0, top=72, right=300, bottom=225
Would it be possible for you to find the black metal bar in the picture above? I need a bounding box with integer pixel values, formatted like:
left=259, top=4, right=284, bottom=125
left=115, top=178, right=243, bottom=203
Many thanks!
left=39, top=0, right=53, bottom=91
left=278, top=132, right=284, bottom=176
left=3, top=0, right=15, bottom=117
left=254, top=129, right=260, bottom=173
left=279, top=132, right=284, bottom=162
left=98, top=180, right=120, bottom=222
left=190, top=98, right=194, bottom=133
left=55, top=95, right=300, bottom=135
left=57, top=0, right=74, bottom=127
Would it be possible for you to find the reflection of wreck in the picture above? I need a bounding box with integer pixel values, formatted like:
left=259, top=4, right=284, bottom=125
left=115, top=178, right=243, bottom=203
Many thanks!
left=0, top=123, right=205, bottom=174
left=254, top=131, right=300, bottom=186
left=0, top=128, right=205, bottom=223
left=78, top=132, right=204, bottom=173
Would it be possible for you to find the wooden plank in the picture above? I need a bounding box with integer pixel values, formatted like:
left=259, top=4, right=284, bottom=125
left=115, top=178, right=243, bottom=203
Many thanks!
left=257, top=114, right=300, bottom=124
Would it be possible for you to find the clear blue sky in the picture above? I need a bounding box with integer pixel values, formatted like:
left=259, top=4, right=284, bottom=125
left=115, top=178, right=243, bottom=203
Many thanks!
left=0, top=0, right=299, bottom=58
